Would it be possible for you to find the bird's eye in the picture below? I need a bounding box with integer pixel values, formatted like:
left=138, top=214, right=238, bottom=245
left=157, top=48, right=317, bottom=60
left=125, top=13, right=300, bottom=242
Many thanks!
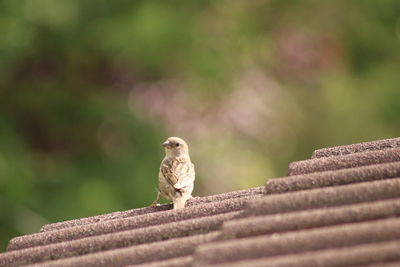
left=175, top=143, right=180, bottom=147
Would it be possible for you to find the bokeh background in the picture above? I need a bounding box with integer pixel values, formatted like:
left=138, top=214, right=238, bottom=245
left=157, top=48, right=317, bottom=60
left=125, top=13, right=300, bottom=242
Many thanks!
left=1, top=0, right=400, bottom=251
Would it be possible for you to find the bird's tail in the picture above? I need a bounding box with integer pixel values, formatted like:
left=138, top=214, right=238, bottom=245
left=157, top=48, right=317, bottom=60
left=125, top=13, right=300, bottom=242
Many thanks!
left=173, top=195, right=189, bottom=209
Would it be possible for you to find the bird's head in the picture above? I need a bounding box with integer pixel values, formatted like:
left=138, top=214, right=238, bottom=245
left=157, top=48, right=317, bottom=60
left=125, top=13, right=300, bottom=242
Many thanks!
left=162, top=137, right=189, bottom=158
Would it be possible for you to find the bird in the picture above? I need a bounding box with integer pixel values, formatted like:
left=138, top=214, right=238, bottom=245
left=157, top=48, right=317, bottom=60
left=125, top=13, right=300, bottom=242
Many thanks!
left=151, top=137, right=195, bottom=209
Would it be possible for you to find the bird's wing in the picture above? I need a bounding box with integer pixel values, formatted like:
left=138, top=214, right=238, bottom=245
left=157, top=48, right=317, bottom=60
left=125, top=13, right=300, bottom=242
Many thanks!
left=160, top=158, right=193, bottom=189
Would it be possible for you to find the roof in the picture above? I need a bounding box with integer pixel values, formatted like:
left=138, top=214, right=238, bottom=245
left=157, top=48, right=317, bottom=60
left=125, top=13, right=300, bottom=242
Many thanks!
left=1, top=137, right=400, bottom=266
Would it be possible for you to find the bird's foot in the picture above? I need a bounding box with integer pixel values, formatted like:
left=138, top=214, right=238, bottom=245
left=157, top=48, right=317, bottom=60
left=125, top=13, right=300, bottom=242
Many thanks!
left=150, top=201, right=160, bottom=207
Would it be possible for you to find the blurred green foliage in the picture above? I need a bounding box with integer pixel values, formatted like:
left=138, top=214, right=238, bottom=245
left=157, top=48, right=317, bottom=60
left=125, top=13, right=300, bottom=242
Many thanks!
left=0, top=0, right=400, bottom=251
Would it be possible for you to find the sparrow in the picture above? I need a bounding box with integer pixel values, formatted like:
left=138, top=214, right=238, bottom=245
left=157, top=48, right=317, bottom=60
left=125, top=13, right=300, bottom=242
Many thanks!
left=151, top=137, right=195, bottom=209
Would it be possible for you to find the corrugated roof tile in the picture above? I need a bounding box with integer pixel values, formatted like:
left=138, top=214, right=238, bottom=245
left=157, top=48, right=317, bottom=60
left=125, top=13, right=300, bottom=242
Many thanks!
left=2, top=137, right=400, bottom=266
left=247, top=178, right=400, bottom=216
left=359, top=261, right=400, bottom=267
left=8, top=195, right=257, bottom=251
left=193, top=217, right=400, bottom=265
left=220, top=198, right=400, bottom=239
left=199, top=240, right=400, bottom=267
left=40, top=186, right=264, bottom=233
left=267, top=162, right=400, bottom=193
left=288, top=147, right=400, bottom=175
left=28, top=233, right=218, bottom=267
left=2, top=211, right=239, bottom=265
left=312, top=137, right=400, bottom=158
left=126, top=256, right=193, bottom=267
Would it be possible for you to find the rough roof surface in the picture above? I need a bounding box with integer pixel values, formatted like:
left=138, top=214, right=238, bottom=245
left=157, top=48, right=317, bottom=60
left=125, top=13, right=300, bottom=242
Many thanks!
left=1, top=136, right=400, bottom=266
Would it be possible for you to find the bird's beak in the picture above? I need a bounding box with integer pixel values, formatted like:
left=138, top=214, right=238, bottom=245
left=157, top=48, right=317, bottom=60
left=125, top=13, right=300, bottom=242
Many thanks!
left=162, top=140, right=172, bottom=148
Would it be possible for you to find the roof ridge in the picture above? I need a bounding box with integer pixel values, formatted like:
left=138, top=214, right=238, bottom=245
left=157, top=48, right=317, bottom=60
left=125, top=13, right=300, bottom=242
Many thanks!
left=288, top=147, right=400, bottom=175
left=40, top=186, right=264, bottom=233
left=246, top=178, right=400, bottom=216
left=7, top=211, right=240, bottom=252
left=8, top=195, right=259, bottom=252
left=266, top=161, right=400, bottom=194
left=312, top=137, right=400, bottom=158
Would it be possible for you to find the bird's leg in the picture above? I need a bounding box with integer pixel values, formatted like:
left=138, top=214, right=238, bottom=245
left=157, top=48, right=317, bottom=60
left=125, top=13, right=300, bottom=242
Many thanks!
left=150, top=191, right=161, bottom=207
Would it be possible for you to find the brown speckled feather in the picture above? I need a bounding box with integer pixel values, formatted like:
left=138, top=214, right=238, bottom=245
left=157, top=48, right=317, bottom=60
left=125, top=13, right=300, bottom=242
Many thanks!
left=160, top=157, right=194, bottom=189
